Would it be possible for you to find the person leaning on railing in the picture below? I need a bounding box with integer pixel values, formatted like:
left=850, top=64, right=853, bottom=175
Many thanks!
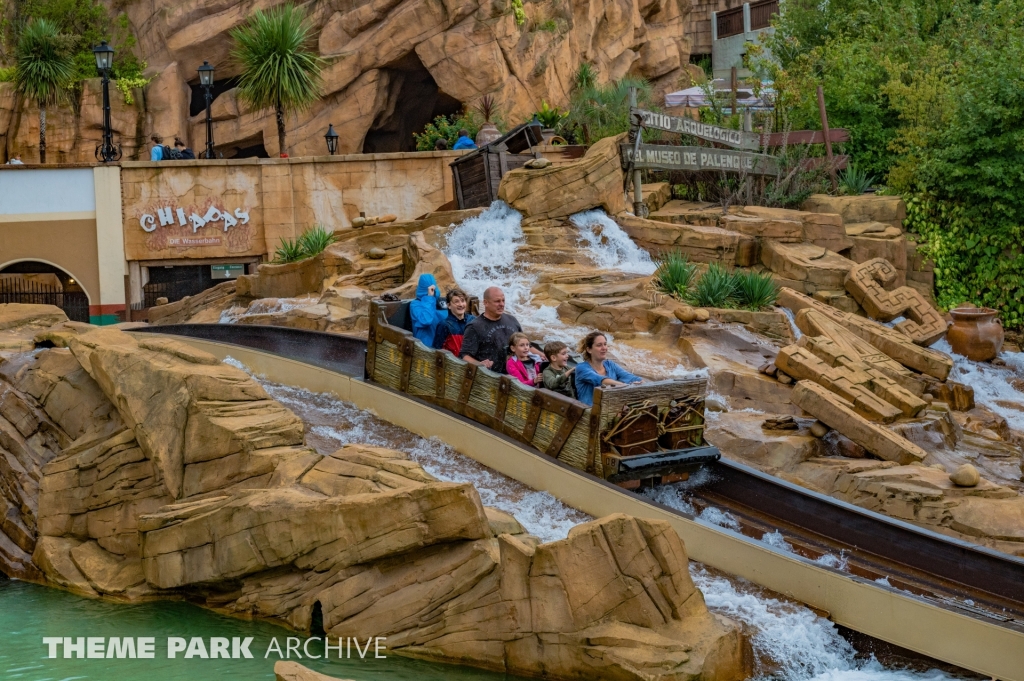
left=573, top=331, right=642, bottom=406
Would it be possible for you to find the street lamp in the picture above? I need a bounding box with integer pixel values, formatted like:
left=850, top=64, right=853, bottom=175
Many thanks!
left=324, top=124, right=338, bottom=155
left=198, top=61, right=215, bottom=159
left=92, top=41, right=121, bottom=163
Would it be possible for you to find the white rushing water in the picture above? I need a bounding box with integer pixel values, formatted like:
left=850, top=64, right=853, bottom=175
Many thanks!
left=438, top=204, right=960, bottom=681
left=223, top=357, right=588, bottom=543
left=569, top=209, right=657, bottom=274
left=933, top=338, right=1024, bottom=432
left=442, top=202, right=705, bottom=380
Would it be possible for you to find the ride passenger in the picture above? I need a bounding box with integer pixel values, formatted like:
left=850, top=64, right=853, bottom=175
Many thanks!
left=506, top=332, right=542, bottom=386
left=433, top=287, right=475, bottom=355
left=541, top=341, right=575, bottom=399
left=573, top=331, right=643, bottom=406
left=409, top=274, right=447, bottom=346
left=461, top=286, right=522, bottom=374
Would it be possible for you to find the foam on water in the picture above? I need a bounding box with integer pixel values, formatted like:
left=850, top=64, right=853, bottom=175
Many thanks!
left=692, top=567, right=956, bottom=681
left=569, top=209, right=657, bottom=274
left=933, top=338, right=1024, bottom=432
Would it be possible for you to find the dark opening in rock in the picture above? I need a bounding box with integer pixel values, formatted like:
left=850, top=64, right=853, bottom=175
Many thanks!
left=310, top=601, right=326, bottom=637
left=362, top=53, right=462, bottom=154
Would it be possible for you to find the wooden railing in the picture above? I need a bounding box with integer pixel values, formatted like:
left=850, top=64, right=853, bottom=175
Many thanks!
left=716, top=6, right=744, bottom=38
left=749, top=0, right=779, bottom=30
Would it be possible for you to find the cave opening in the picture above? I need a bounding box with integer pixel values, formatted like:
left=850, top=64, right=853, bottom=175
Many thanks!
left=362, top=53, right=463, bottom=153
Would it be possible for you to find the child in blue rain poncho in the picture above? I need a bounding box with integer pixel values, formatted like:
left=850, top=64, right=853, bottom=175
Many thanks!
left=410, top=274, right=448, bottom=346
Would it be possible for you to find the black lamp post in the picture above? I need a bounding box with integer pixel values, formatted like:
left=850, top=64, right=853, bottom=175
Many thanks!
left=92, top=41, right=121, bottom=163
left=198, top=61, right=215, bottom=159
left=324, top=124, right=338, bottom=155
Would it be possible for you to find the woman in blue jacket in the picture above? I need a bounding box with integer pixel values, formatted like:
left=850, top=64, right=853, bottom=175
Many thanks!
left=574, top=331, right=643, bottom=406
left=409, top=274, right=447, bottom=346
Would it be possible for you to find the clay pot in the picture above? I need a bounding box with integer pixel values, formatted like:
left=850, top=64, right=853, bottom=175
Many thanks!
left=475, top=122, right=502, bottom=146
left=947, top=307, right=1004, bottom=361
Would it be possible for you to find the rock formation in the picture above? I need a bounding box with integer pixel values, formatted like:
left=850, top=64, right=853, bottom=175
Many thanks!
left=1, top=0, right=695, bottom=161
left=0, top=311, right=745, bottom=681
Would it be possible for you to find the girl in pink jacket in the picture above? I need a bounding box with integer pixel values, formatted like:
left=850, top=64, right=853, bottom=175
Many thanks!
left=506, top=332, right=542, bottom=386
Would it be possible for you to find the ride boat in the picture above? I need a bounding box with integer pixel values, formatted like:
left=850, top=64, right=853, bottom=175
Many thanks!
left=366, top=297, right=720, bottom=486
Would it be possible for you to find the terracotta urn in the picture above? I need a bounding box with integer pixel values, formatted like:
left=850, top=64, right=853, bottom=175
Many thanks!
left=475, top=122, right=501, bottom=146
left=947, top=307, right=1004, bottom=361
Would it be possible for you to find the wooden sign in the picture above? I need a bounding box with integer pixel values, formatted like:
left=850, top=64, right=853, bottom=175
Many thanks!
left=632, top=108, right=761, bottom=150
left=621, top=144, right=779, bottom=176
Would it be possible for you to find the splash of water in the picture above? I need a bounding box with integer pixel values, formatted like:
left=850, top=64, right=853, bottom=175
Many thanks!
left=692, top=567, right=955, bottom=681
left=441, top=204, right=705, bottom=379
left=781, top=307, right=803, bottom=339
left=569, top=209, right=656, bottom=274
left=933, top=338, right=1024, bottom=432
left=444, top=201, right=534, bottom=313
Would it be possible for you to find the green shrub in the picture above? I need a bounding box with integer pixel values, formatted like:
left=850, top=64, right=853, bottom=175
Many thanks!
left=0, top=66, right=14, bottom=82
left=413, top=112, right=481, bottom=151
left=732, top=270, right=779, bottom=310
left=297, top=224, right=336, bottom=257
left=688, top=263, right=737, bottom=308
left=654, top=250, right=698, bottom=298
left=273, top=237, right=305, bottom=264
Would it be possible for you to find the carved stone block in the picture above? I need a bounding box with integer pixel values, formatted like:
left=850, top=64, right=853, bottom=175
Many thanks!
left=844, top=258, right=946, bottom=346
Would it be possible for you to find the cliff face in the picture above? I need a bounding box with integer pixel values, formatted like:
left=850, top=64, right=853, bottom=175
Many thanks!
left=1, top=0, right=693, bottom=161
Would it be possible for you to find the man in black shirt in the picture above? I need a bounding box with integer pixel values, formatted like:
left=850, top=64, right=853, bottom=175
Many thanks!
left=461, top=287, right=522, bottom=374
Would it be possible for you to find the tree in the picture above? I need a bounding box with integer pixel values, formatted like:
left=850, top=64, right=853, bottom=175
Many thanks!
left=15, top=18, right=75, bottom=163
left=231, top=4, right=323, bottom=157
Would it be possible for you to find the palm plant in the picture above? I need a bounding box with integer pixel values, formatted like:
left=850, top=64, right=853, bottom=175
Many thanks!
left=273, top=237, right=305, bottom=263
left=15, top=19, right=75, bottom=164
left=231, top=4, right=323, bottom=157
left=838, top=163, right=877, bottom=195
left=559, top=63, right=652, bottom=145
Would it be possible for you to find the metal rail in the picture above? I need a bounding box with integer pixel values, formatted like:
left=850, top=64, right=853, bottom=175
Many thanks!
left=139, top=324, right=1024, bottom=620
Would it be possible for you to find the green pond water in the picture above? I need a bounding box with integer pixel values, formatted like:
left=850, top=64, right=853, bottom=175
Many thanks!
left=0, top=579, right=518, bottom=681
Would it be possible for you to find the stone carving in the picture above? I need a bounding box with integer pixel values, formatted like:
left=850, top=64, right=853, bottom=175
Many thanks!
left=790, top=382, right=927, bottom=465
left=844, top=258, right=946, bottom=346
left=779, top=288, right=953, bottom=380
left=794, top=308, right=928, bottom=396
left=777, top=344, right=919, bottom=423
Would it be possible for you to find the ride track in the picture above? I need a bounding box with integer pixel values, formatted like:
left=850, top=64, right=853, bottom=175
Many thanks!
left=135, top=323, right=1024, bottom=680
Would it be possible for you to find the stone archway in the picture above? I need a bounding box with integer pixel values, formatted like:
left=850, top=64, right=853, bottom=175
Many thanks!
left=0, top=260, right=92, bottom=323
left=362, top=53, right=463, bottom=153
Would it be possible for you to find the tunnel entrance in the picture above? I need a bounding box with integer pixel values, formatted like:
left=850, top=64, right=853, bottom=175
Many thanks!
left=0, top=261, right=90, bottom=322
left=362, top=53, right=463, bottom=153
left=310, top=601, right=326, bottom=637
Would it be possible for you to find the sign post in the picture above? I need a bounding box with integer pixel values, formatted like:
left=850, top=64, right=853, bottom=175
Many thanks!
left=628, top=88, right=645, bottom=217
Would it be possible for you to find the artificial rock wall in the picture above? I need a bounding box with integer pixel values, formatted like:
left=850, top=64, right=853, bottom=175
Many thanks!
left=1, top=0, right=696, bottom=162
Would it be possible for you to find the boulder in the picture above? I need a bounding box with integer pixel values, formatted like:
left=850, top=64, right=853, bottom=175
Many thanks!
left=950, top=464, right=981, bottom=488
left=66, top=329, right=303, bottom=500
left=498, top=135, right=627, bottom=220
left=801, top=194, right=907, bottom=231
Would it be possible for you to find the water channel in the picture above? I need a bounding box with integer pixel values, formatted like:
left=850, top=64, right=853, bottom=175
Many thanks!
left=4, top=202, right=1005, bottom=680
